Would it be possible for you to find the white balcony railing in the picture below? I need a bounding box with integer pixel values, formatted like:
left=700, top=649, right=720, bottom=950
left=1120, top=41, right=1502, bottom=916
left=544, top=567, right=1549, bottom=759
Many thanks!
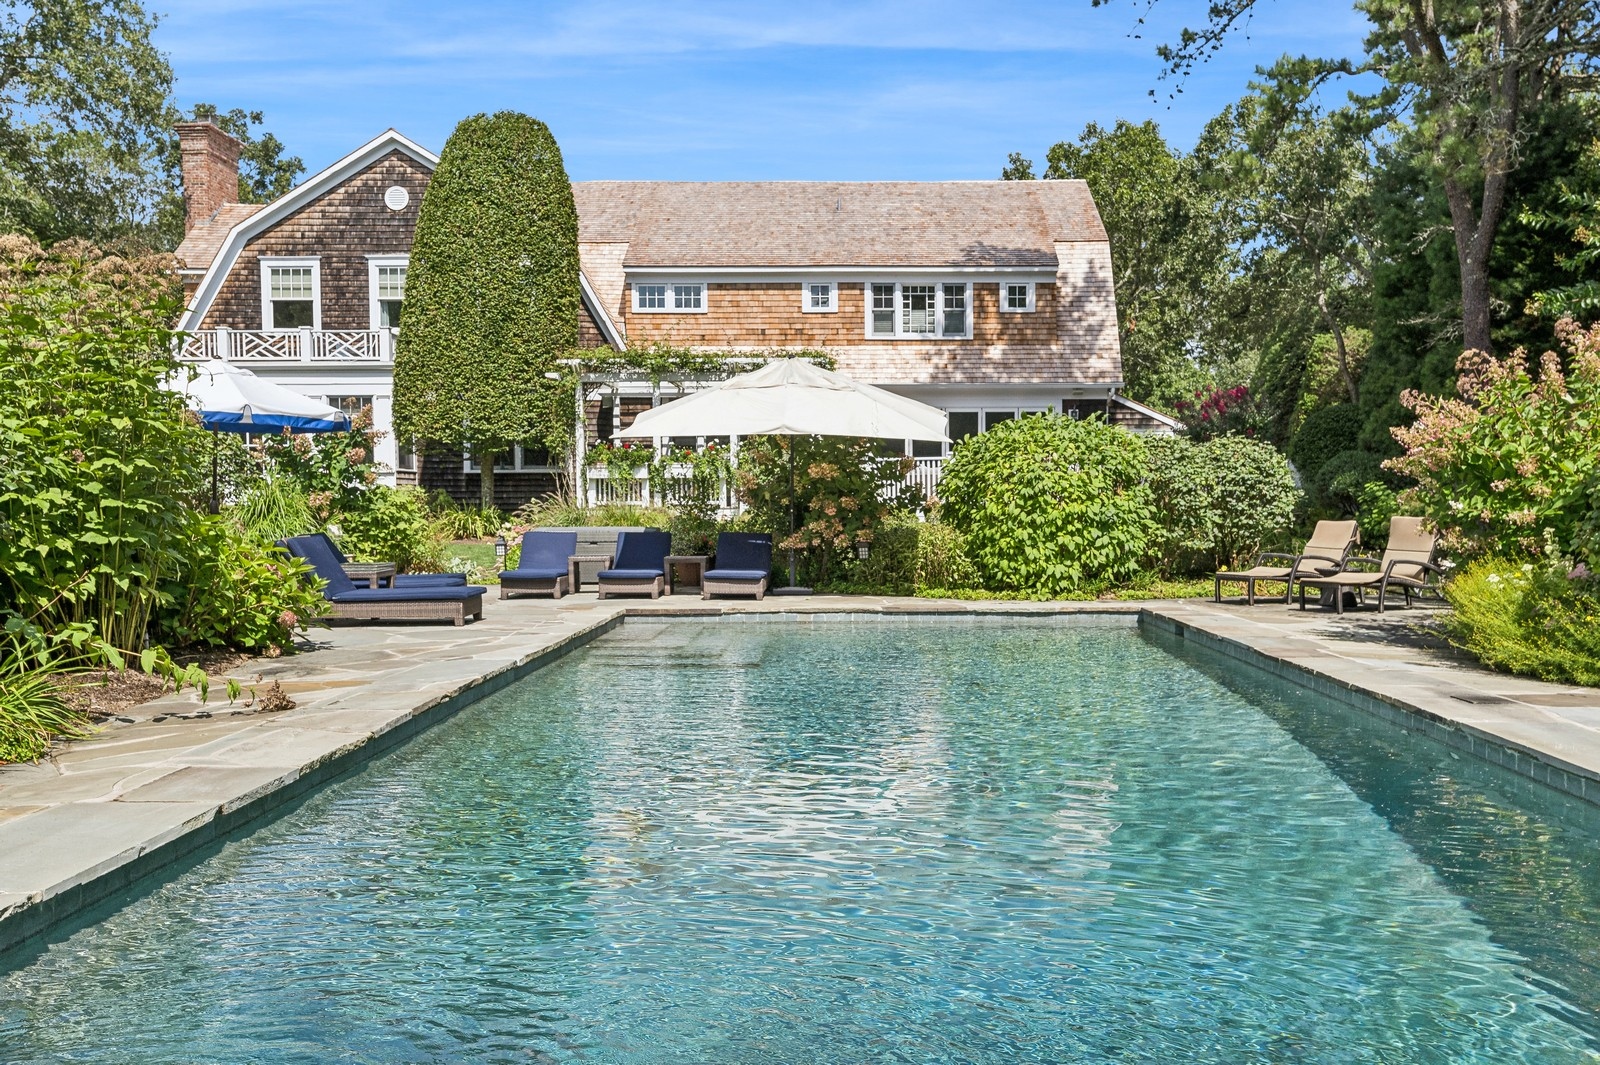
left=584, top=465, right=738, bottom=512
left=905, top=457, right=945, bottom=500
left=178, top=328, right=396, bottom=364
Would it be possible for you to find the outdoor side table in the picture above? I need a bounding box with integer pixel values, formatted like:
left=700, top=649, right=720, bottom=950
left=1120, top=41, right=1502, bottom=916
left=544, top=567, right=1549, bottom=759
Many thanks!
left=340, top=562, right=396, bottom=589
left=568, top=553, right=614, bottom=593
left=664, top=554, right=709, bottom=594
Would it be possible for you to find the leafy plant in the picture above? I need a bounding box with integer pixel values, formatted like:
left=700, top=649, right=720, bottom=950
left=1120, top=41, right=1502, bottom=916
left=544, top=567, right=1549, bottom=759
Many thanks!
left=1288, top=402, right=1363, bottom=489
left=939, top=414, right=1155, bottom=595
left=1442, top=557, right=1600, bottom=686
left=1388, top=319, right=1600, bottom=565
left=425, top=491, right=505, bottom=540
left=1145, top=435, right=1302, bottom=572
left=337, top=486, right=450, bottom=573
left=1173, top=385, right=1271, bottom=442
left=0, top=657, right=91, bottom=764
left=230, top=475, right=315, bottom=544
left=735, top=436, right=919, bottom=587
left=155, top=515, right=325, bottom=653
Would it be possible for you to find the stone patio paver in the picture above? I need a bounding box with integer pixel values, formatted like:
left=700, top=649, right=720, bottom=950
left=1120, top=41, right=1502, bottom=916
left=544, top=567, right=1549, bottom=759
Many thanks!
left=1, top=590, right=1596, bottom=955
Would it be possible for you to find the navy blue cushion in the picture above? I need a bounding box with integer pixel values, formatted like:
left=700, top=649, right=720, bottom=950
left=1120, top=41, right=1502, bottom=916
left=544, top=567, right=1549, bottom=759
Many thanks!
left=597, top=568, right=665, bottom=580
left=704, top=569, right=769, bottom=581
left=500, top=567, right=566, bottom=581
left=519, top=530, right=578, bottom=571
left=612, top=530, right=671, bottom=571
left=394, top=573, right=468, bottom=587
left=714, top=533, right=773, bottom=574
left=284, top=535, right=356, bottom=597
left=328, top=585, right=488, bottom=603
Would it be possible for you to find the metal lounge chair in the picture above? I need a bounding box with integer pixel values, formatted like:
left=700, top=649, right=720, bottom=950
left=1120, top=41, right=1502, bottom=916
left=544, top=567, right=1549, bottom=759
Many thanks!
left=285, top=532, right=468, bottom=587
left=1294, top=516, right=1444, bottom=614
left=596, top=530, right=672, bottom=600
left=702, top=532, right=773, bottom=600
left=1213, top=520, right=1361, bottom=605
left=499, top=530, right=578, bottom=600
left=284, top=535, right=487, bottom=626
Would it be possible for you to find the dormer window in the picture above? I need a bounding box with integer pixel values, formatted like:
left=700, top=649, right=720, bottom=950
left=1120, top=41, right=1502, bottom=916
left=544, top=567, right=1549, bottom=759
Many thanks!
left=261, top=258, right=320, bottom=330
left=866, top=282, right=970, bottom=339
left=634, top=281, right=707, bottom=313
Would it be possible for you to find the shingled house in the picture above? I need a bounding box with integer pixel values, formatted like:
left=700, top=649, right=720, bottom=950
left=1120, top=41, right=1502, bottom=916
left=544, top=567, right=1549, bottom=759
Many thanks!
left=174, top=121, right=1172, bottom=507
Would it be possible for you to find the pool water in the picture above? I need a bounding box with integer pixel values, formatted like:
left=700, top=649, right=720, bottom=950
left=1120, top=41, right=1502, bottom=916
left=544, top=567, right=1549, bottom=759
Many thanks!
left=4, top=619, right=1600, bottom=1063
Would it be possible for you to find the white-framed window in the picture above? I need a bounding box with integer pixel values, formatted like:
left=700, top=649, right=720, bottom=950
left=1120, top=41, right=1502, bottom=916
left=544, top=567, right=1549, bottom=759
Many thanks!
left=463, top=442, right=558, bottom=473
left=324, top=395, right=373, bottom=421
left=633, top=281, right=707, bottom=313
left=260, top=257, right=320, bottom=330
left=865, top=282, right=971, bottom=339
left=1001, top=282, right=1035, bottom=313
left=395, top=437, right=417, bottom=472
left=367, top=256, right=408, bottom=329
left=802, top=281, right=837, bottom=313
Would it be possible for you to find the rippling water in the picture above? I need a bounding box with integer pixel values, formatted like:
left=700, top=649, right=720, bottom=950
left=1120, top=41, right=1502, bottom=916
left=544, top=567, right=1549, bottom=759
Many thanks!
left=4, top=618, right=1600, bottom=1063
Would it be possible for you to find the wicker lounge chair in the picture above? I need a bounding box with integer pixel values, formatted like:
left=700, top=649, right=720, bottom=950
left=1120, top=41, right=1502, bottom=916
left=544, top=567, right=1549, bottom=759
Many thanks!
left=596, top=530, right=671, bottom=600
left=1295, top=516, right=1444, bottom=614
left=1213, top=520, right=1361, bottom=605
left=702, top=533, right=773, bottom=600
left=284, top=533, right=468, bottom=587
left=285, top=535, right=487, bottom=625
left=499, top=530, right=577, bottom=600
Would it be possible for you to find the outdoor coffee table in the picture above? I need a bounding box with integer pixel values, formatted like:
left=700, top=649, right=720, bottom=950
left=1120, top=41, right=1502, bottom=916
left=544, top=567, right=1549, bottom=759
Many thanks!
left=340, top=562, right=396, bottom=589
left=568, top=553, right=615, bottom=593
left=664, top=554, right=709, bottom=594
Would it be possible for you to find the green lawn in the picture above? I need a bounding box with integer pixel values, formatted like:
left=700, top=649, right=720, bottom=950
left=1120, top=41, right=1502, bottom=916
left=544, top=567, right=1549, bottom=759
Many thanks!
left=445, top=540, right=498, bottom=582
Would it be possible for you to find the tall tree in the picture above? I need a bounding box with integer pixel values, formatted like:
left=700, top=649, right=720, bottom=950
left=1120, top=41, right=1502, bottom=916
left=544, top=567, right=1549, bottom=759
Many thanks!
left=1007, top=120, right=1234, bottom=406
left=0, top=0, right=174, bottom=244
left=393, top=112, right=580, bottom=508
left=1108, top=0, right=1600, bottom=355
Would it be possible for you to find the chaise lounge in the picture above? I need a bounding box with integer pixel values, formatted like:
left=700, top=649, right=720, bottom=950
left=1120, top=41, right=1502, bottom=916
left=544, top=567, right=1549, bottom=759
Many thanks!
left=1294, top=516, right=1443, bottom=614
left=284, top=535, right=487, bottom=625
left=702, top=532, right=773, bottom=600
left=596, top=530, right=672, bottom=600
left=1213, top=520, right=1361, bottom=605
left=499, top=530, right=577, bottom=599
left=289, top=532, right=467, bottom=588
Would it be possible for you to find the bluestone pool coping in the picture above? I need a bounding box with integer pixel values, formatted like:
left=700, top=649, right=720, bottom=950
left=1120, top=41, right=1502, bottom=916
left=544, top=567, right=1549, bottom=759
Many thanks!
left=1, top=591, right=1596, bottom=956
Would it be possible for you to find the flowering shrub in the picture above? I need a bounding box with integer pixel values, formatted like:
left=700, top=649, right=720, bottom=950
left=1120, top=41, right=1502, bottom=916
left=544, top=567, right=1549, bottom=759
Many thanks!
left=1173, top=385, right=1271, bottom=442
left=1442, top=556, right=1600, bottom=686
left=1387, top=318, right=1600, bottom=564
left=648, top=442, right=730, bottom=518
left=940, top=415, right=1154, bottom=594
left=262, top=408, right=384, bottom=525
left=584, top=439, right=651, bottom=484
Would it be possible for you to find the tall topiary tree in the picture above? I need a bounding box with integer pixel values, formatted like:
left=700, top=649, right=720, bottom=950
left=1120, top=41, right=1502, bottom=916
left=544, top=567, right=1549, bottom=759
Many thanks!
left=394, top=112, right=579, bottom=507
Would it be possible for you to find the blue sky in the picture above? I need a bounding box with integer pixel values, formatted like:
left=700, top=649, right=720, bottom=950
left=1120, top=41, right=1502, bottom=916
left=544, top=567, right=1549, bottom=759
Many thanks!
left=156, top=0, right=1371, bottom=182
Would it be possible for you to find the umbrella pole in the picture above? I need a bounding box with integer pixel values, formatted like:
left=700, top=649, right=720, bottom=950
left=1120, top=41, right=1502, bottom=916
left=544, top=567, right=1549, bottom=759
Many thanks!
left=774, top=436, right=812, bottom=596
left=210, top=430, right=220, bottom=515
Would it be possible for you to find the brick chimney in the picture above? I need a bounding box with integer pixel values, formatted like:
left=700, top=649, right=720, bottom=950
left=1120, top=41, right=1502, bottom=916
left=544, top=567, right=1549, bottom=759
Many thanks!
left=175, top=117, right=242, bottom=234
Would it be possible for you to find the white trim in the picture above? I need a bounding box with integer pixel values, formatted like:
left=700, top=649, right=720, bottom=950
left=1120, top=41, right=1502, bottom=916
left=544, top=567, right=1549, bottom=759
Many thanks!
left=463, top=443, right=560, bottom=473
left=864, top=281, right=972, bottom=340
left=632, top=280, right=708, bottom=314
left=626, top=265, right=1057, bottom=281
left=180, top=129, right=439, bottom=331
left=579, top=271, right=627, bottom=348
left=801, top=280, right=837, bottom=313
left=259, top=256, right=321, bottom=330
left=366, top=255, right=408, bottom=330
left=999, top=281, right=1035, bottom=313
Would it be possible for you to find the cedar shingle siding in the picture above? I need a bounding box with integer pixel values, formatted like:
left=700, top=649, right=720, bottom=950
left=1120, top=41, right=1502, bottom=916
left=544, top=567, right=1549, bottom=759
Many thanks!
left=199, top=152, right=429, bottom=330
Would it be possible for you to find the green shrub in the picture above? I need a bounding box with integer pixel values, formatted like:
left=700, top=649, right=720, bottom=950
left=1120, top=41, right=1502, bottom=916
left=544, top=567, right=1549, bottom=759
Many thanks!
left=1146, top=435, right=1302, bottom=572
left=230, top=476, right=316, bottom=544
left=426, top=491, right=505, bottom=540
left=1289, top=403, right=1363, bottom=489
left=1352, top=481, right=1401, bottom=544
left=337, top=486, right=449, bottom=573
left=1389, top=322, right=1600, bottom=565
left=155, top=514, right=326, bottom=653
left=1315, top=448, right=1388, bottom=513
left=1443, top=558, right=1600, bottom=686
left=939, top=415, right=1154, bottom=594
left=0, top=657, right=92, bottom=764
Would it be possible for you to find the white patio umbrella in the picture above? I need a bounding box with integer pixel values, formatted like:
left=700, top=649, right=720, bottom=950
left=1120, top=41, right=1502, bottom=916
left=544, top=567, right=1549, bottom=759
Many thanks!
left=167, top=359, right=352, bottom=511
left=614, top=358, right=950, bottom=593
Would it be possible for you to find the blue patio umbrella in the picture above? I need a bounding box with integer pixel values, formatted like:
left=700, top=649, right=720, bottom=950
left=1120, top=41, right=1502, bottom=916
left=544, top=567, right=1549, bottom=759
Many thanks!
left=169, top=359, right=352, bottom=510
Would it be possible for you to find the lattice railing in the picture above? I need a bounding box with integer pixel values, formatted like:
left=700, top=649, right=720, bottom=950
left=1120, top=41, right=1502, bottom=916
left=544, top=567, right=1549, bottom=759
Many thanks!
left=175, top=329, right=395, bottom=363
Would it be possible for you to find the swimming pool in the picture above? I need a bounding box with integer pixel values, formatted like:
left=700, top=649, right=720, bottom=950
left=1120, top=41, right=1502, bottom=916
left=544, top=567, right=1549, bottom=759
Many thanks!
left=3, top=618, right=1599, bottom=1063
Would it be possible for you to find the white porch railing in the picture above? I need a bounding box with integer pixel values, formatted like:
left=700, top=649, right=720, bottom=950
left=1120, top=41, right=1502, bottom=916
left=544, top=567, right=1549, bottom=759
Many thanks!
left=905, top=457, right=945, bottom=499
left=584, top=465, right=738, bottom=511
left=178, top=328, right=396, bottom=364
